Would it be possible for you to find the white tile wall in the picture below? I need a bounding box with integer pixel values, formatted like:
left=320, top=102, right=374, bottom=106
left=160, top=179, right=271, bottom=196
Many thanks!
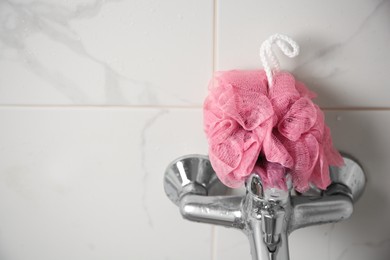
left=216, top=0, right=390, bottom=108
left=0, top=0, right=389, bottom=260
left=0, top=0, right=213, bottom=105
left=0, top=108, right=211, bottom=260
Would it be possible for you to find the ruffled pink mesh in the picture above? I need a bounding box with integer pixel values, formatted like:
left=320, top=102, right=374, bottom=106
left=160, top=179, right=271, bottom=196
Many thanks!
left=203, top=70, right=344, bottom=192
left=254, top=161, right=287, bottom=190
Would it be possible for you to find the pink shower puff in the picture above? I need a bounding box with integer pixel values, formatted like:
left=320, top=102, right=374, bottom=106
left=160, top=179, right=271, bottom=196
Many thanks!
left=203, top=70, right=344, bottom=192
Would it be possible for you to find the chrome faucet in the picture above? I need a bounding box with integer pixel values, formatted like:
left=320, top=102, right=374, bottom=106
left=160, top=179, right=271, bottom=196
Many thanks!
left=164, top=154, right=365, bottom=260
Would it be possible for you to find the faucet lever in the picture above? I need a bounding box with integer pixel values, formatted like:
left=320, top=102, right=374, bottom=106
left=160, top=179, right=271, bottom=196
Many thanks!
left=261, top=204, right=285, bottom=251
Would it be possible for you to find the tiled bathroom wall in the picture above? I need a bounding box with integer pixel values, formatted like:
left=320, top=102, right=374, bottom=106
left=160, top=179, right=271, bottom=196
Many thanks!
left=0, top=0, right=389, bottom=259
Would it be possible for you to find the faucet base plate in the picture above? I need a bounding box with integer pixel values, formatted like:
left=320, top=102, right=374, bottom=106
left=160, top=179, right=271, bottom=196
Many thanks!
left=330, top=155, right=366, bottom=202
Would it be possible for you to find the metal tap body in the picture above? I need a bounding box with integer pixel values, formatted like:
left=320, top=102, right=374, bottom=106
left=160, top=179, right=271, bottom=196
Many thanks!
left=164, top=155, right=365, bottom=260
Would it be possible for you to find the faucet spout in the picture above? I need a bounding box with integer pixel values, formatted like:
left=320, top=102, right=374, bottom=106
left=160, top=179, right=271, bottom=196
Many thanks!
left=246, top=217, right=290, bottom=260
left=242, top=174, right=291, bottom=260
left=246, top=208, right=290, bottom=260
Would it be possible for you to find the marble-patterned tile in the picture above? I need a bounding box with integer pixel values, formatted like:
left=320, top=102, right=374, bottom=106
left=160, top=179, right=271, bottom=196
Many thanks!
left=216, top=0, right=390, bottom=108
left=214, top=110, right=390, bottom=260
left=0, top=107, right=211, bottom=260
left=0, top=0, right=213, bottom=105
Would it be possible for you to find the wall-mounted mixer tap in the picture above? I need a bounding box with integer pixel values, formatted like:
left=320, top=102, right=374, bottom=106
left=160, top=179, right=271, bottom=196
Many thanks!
left=164, top=154, right=365, bottom=260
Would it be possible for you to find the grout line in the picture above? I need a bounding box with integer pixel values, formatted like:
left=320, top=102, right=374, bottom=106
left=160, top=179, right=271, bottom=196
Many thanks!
left=1, top=104, right=390, bottom=111
left=0, top=104, right=203, bottom=109
left=321, top=107, right=390, bottom=111
left=211, top=1, right=218, bottom=260
left=211, top=226, right=217, bottom=260
left=212, top=0, right=218, bottom=73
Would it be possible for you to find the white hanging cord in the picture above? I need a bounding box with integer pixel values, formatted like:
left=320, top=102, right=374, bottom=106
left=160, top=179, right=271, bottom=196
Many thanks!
left=259, top=34, right=300, bottom=87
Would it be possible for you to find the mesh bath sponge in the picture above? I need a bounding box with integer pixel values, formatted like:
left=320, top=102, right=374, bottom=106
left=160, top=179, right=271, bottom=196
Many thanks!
left=203, top=34, right=344, bottom=192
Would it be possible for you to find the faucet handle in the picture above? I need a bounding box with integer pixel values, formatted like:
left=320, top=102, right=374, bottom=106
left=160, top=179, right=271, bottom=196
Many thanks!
left=289, top=155, right=365, bottom=232
left=164, top=154, right=227, bottom=205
